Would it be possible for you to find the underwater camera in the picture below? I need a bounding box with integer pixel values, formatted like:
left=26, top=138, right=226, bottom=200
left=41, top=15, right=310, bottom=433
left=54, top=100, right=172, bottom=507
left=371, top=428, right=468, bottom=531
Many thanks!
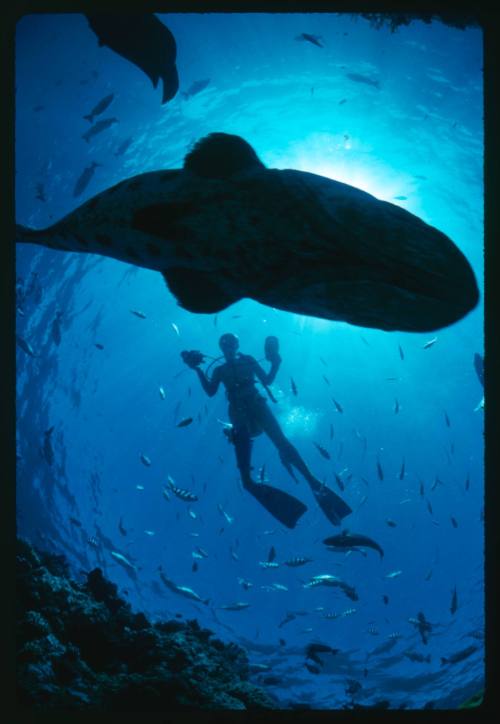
left=181, top=349, right=206, bottom=368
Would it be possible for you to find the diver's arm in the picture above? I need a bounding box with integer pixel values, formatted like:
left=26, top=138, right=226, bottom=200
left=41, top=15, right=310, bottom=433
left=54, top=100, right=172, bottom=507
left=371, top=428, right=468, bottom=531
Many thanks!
left=195, top=366, right=220, bottom=397
left=253, top=355, right=281, bottom=386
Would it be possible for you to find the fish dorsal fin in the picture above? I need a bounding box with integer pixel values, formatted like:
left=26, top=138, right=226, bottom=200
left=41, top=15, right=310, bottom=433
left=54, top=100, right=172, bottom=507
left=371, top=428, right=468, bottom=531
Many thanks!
left=162, top=267, right=239, bottom=313
left=183, top=133, right=265, bottom=179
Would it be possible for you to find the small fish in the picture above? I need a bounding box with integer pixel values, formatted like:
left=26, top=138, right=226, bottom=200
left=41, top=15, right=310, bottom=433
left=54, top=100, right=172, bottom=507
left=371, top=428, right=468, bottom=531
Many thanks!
left=393, top=195, right=408, bottom=201
left=346, top=72, right=380, bottom=88
left=386, top=519, right=397, bottom=528
left=35, top=182, right=46, bottom=202
left=118, top=517, right=127, bottom=536
left=259, top=561, right=279, bottom=569
left=181, top=78, right=211, bottom=99
left=382, top=595, right=389, bottom=605
left=394, top=398, right=400, bottom=414
left=237, top=577, right=253, bottom=590
left=424, top=570, right=433, bottom=581
left=376, top=457, right=384, bottom=481
left=465, top=473, right=470, bottom=491
left=42, top=426, right=55, bottom=465
left=158, top=567, right=209, bottom=605
left=283, top=556, right=312, bottom=567
left=16, top=334, right=36, bottom=357
left=177, top=417, right=193, bottom=428
left=314, top=442, right=331, bottom=460
left=136, top=484, right=145, bottom=490
left=450, top=516, right=458, bottom=528
left=291, top=377, right=298, bottom=396
left=295, top=32, right=323, bottom=48
left=323, top=612, right=340, bottom=620
left=473, top=352, right=484, bottom=387
left=426, top=499, right=433, bottom=515
left=339, top=98, right=347, bottom=105
left=345, top=679, right=362, bottom=696
left=385, top=570, right=402, bottom=579
left=73, top=161, right=101, bottom=197
left=171, top=322, right=180, bottom=336
left=332, top=398, right=343, bottom=413
left=444, top=411, right=451, bottom=427
left=322, top=374, right=330, bottom=386
left=188, top=509, right=197, bottom=520
left=419, top=480, right=425, bottom=497
left=81, top=117, right=118, bottom=143
left=368, top=636, right=399, bottom=657
left=167, top=478, right=198, bottom=502
left=111, top=550, right=136, bottom=572
left=95, top=343, right=104, bottom=350
left=230, top=549, right=239, bottom=561
left=450, top=586, right=458, bottom=615
left=423, top=337, right=438, bottom=349
left=144, top=529, right=155, bottom=536
left=324, top=531, right=383, bottom=559
left=334, top=472, right=345, bottom=492
left=159, top=386, right=166, bottom=400
left=130, top=309, right=146, bottom=319
left=87, top=536, right=99, bottom=548
left=220, top=602, right=250, bottom=611
left=114, top=137, right=133, bottom=156
left=268, top=546, right=277, bottom=562
left=398, top=344, right=405, bottom=360
left=404, top=651, right=431, bottom=663
left=83, top=93, right=114, bottom=123
left=279, top=612, right=296, bottom=628
left=192, top=561, right=198, bottom=572
left=140, top=453, right=151, bottom=467
left=162, top=487, right=170, bottom=501
left=399, top=459, right=405, bottom=480
left=69, top=516, right=82, bottom=527
left=217, top=504, right=234, bottom=524
left=329, top=424, right=334, bottom=440
left=441, top=645, right=477, bottom=666
left=304, top=662, right=321, bottom=674
left=340, top=608, right=357, bottom=617
left=319, top=356, right=328, bottom=366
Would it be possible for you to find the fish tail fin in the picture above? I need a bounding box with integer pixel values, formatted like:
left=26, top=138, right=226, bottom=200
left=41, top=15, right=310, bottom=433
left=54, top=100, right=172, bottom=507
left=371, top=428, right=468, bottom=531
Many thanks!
left=16, top=224, right=42, bottom=244
left=83, top=114, right=93, bottom=123
left=203, top=598, right=210, bottom=605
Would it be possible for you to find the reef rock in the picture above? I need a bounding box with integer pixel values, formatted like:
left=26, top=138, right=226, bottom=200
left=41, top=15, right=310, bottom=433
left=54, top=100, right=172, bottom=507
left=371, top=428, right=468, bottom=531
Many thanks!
left=16, top=539, right=277, bottom=710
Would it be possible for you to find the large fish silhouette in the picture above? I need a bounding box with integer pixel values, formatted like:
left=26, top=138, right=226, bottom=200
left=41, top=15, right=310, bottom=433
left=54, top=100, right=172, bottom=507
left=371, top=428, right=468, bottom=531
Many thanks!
left=16, top=133, right=479, bottom=332
left=86, top=14, right=179, bottom=104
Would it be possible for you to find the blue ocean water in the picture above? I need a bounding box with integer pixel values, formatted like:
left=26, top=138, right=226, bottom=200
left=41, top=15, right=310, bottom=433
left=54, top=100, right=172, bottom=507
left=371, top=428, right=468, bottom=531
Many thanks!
left=15, top=13, right=484, bottom=710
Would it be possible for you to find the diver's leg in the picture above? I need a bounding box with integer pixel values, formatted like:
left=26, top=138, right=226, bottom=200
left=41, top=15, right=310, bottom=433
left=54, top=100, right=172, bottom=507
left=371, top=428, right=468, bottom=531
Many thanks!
left=259, top=404, right=352, bottom=524
left=232, top=420, right=307, bottom=528
left=258, top=403, right=315, bottom=481
left=232, top=427, right=254, bottom=488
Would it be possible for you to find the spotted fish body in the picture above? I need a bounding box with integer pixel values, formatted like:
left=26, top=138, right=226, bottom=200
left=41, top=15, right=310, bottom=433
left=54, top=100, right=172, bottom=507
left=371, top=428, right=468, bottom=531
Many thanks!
left=16, top=133, right=479, bottom=332
left=167, top=479, right=198, bottom=502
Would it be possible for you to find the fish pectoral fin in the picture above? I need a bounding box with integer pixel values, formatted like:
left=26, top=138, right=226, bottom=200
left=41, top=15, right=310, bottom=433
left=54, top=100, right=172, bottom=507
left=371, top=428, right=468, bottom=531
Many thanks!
left=162, top=267, right=239, bottom=313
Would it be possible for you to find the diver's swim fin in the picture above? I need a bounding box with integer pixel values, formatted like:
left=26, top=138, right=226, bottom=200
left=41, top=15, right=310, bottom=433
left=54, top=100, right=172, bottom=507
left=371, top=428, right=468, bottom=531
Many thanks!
left=307, top=478, right=352, bottom=526
left=245, top=481, right=307, bottom=529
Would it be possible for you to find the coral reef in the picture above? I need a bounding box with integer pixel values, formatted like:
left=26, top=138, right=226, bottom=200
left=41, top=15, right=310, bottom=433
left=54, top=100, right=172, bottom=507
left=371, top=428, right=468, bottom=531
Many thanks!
left=16, top=538, right=277, bottom=710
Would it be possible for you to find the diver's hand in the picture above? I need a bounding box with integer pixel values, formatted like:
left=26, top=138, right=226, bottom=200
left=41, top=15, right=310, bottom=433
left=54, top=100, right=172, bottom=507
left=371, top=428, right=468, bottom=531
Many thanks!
left=181, top=350, right=203, bottom=369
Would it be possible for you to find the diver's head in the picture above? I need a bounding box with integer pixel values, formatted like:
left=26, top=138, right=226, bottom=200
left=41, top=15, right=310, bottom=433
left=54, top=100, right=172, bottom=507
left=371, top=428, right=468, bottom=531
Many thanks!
left=219, top=333, right=239, bottom=360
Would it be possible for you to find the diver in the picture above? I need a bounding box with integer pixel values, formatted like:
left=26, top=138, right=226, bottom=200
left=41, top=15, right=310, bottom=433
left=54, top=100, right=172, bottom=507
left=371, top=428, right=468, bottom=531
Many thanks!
left=181, top=333, right=352, bottom=529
